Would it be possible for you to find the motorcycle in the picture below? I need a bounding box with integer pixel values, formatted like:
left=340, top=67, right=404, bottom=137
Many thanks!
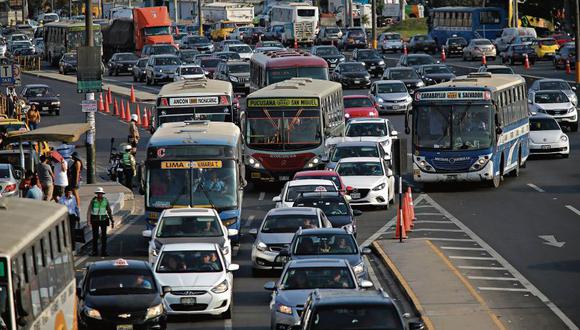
left=107, top=138, right=125, bottom=183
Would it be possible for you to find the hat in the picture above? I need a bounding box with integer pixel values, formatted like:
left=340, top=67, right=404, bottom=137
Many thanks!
left=94, top=187, right=105, bottom=194
left=124, top=145, right=133, bottom=151
left=72, top=151, right=80, bottom=159
left=131, top=114, right=138, bottom=121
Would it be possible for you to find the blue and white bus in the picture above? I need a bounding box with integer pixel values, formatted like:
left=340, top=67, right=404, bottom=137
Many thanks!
left=429, top=7, right=507, bottom=47
left=408, top=72, right=529, bottom=188
left=143, top=120, right=245, bottom=242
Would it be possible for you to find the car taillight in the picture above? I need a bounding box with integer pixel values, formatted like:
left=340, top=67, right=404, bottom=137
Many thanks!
left=3, top=183, right=16, bottom=193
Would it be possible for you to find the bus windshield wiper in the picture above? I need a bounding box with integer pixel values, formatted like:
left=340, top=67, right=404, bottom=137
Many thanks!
left=193, top=178, right=218, bottom=211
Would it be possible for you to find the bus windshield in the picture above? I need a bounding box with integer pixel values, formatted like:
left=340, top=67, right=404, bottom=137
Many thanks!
left=268, top=67, right=328, bottom=84
left=147, top=160, right=238, bottom=209
left=246, top=108, right=322, bottom=150
left=414, top=104, right=493, bottom=150
left=158, top=105, right=232, bottom=124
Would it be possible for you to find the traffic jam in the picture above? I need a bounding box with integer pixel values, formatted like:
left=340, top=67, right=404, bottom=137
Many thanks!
left=0, top=1, right=578, bottom=330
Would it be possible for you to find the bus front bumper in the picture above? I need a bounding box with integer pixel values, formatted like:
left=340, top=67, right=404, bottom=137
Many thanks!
left=413, top=161, right=494, bottom=183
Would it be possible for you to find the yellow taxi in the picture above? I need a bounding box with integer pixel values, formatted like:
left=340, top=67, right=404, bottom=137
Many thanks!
left=534, top=38, right=559, bottom=60
left=210, top=21, right=237, bottom=41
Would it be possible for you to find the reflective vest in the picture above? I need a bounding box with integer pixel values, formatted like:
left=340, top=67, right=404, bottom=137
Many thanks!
left=122, top=152, right=133, bottom=167
left=90, top=198, right=109, bottom=223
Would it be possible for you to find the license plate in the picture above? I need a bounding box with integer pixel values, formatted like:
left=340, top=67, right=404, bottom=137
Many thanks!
left=370, top=65, right=376, bottom=69
left=251, top=172, right=261, bottom=178
left=350, top=192, right=361, bottom=199
left=392, top=105, right=400, bottom=110
left=541, top=145, right=551, bottom=149
left=279, top=176, right=290, bottom=181
left=354, top=80, right=361, bottom=84
left=117, top=325, right=133, bottom=330
left=181, top=297, right=196, bottom=305
left=446, top=175, right=458, bottom=181
left=424, top=47, right=429, bottom=50
left=330, top=64, right=336, bottom=67
left=42, top=106, right=48, bottom=110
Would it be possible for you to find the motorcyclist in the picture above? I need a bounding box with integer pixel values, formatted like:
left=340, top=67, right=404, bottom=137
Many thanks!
left=120, top=144, right=136, bottom=190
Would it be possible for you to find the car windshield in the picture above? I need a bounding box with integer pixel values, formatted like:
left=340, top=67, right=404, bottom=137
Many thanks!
left=88, top=271, right=156, bottom=295
left=414, top=35, right=429, bottom=41
left=200, top=58, right=222, bottom=68
left=341, top=64, right=366, bottom=72
left=530, top=118, right=561, bottom=131
left=294, top=176, right=341, bottom=189
left=326, top=27, right=340, bottom=34
left=262, top=214, right=319, bottom=233
left=286, top=184, right=337, bottom=202
left=384, top=34, right=400, bottom=40
left=448, top=37, right=467, bottom=45
left=344, top=97, right=373, bottom=108
left=487, top=67, right=513, bottom=74
left=13, top=42, right=31, bottom=48
left=180, top=51, right=198, bottom=61
left=423, top=66, right=451, bottom=74
left=216, top=52, right=241, bottom=60
left=407, top=56, right=433, bottom=66
left=144, top=26, right=171, bottom=36
left=512, top=45, right=532, bottom=52
left=311, top=305, right=404, bottom=330
left=24, top=87, right=49, bottom=96
left=474, top=40, right=491, bottom=46
left=293, top=234, right=357, bottom=255
left=281, top=267, right=355, bottom=290
left=228, top=63, right=249, bottom=73
left=357, top=51, right=381, bottom=59
left=0, top=168, right=10, bottom=179
left=414, top=104, right=493, bottom=150
left=64, top=54, right=76, bottom=61
left=156, top=215, right=223, bottom=238
left=337, top=162, right=383, bottom=176
left=229, top=45, right=252, bottom=53
left=331, top=146, right=379, bottom=162
left=156, top=250, right=223, bottom=273
left=152, top=45, right=177, bottom=55
left=117, top=53, right=138, bottom=61
left=180, top=66, right=203, bottom=75
left=535, top=91, right=568, bottom=103
left=155, top=57, right=180, bottom=66
left=295, top=198, right=349, bottom=216
left=389, top=70, right=418, bottom=80
left=315, top=47, right=340, bottom=56
left=348, top=31, right=365, bottom=38
left=346, top=123, right=387, bottom=137
left=377, top=83, right=406, bottom=93
left=539, top=81, right=571, bottom=91
left=190, top=36, right=210, bottom=44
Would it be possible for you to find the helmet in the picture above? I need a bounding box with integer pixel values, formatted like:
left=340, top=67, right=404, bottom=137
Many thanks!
left=131, top=114, right=138, bottom=121
left=94, top=187, right=105, bottom=194
left=124, top=145, right=133, bottom=151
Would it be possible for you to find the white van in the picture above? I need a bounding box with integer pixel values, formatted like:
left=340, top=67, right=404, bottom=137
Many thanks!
left=495, top=27, right=537, bottom=52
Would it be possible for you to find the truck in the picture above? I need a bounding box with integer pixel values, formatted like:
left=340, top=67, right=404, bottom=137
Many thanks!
left=202, top=2, right=254, bottom=40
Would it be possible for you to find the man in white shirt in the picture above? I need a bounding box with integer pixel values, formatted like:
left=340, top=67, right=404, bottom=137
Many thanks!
left=59, top=188, right=79, bottom=247
left=53, top=156, right=68, bottom=201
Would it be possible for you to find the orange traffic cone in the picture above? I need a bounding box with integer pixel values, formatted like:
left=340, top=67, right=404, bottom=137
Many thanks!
left=120, top=100, right=126, bottom=120
left=481, top=55, right=487, bottom=65
left=130, top=85, right=136, bottom=103
left=407, top=187, right=416, bottom=227
left=566, top=60, right=572, bottom=74
left=403, top=192, right=413, bottom=232
left=114, top=98, right=119, bottom=117
left=98, top=93, right=104, bottom=112
left=136, top=104, right=142, bottom=126
left=441, top=48, right=446, bottom=62
left=524, top=53, right=530, bottom=69
left=107, top=87, right=112, bottom=104
left=394, top=206, right=407, bottom=240
left=403, top=43, right=408, bottom=55
left=104, top=97, right=110, bottom=113
left=125, top=101, right=131, bottom=122
left=142, top=110, right=149, bottom=129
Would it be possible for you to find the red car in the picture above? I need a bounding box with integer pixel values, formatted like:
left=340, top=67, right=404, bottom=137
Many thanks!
left=343, top=95, right=379, bottom=120
left=293, top=170, right=350, bottom=194
left=552, top=34, right=575, bottom=46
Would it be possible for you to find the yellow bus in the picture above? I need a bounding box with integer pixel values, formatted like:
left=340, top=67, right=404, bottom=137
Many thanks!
left=0, top=198, right=76, bottom=330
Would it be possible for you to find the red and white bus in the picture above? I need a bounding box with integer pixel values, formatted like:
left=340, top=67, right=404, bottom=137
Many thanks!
left=249, top=49, right=329, bottom=93
left=242, top=78, right=344, bottom=182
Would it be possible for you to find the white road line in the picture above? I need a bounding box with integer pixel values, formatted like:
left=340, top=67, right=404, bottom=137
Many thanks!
left=449, top=256, right=495, bottom=261
left=477, top=287, right=530, bottom=292
left=410, top=228, right=464, bottom=233
left=422, top=194, right=579, bottom=330
left=413, top=220, right=454, bottom=224
left=258, top=192, right=265, bottom=201
left=440, top=246, right=486, bottom=251
left=458, top=266, right=506, bottom=270
left=418, top=237, right=475, bottom=242
left=364, top=255, right=383, bottom=291
left=414, top=205, right=436, bottom=209
left=468, top=276, right=519, bottom=281
left=527, top=183, right=546, bottom=193
left=565, top=205, right=580, bottom=217
left=243, top=215, right=256, bottom=228
left=224, top=319, right=233, bottom=330
left=413, top=212, right=444, bottom=216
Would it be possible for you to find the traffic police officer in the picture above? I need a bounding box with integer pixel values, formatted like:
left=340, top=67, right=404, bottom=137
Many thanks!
left=121, top=144, right=136, bottom=190
left=87, top=187, right=114, bottom=256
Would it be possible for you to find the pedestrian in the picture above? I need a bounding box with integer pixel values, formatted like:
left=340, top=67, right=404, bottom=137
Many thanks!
left=121, top=144, right=136, bottom=190
left=52, top=156, right=68, bottom=201
left=7, top=94, right=14, bottom=119
left=25, top=177, right=43, bottom=200
left=59, top=187, right=80, bottom=249
left=68, top=152, right=83, bottom=208
left=26, top=104, right=40, bottom=130
left=128, top=114, right=140, bottom=150
left=87, top=187, right=114, bottom=256
left=18, top=170, right=35, bottom=197
left=37, top=155, right=54, bottom=201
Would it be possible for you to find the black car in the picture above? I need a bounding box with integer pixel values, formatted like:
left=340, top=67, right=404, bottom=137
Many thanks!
left=341, top=29, right=368, bottom=50
left=416, top=64, right=455, bottom=84
left=181, top=35, right=214, bottom=53
left=443, top=36, right=467, bottom=56
left=21, top=84, right=60, bottom=115
left=331, top=62, right=371, bottom=89
left=214, top=60, right=250, bottom=93
left=293, top=192, right=362, bottom=235
left=107, top=52, right=139, bottom=76
left=58, top=52, right=77, bottom=75
left=352, top=48, right=386, bottom=77
left=179, top=49, right=199, bottom=64
left=77, top=259, right=167, bottom=330
left=409, top=34, right=437, bottom=54
left=310, top=45, right=345, bottom=70
left=243, top=27, right=266, bottom=44
left=382, top=67, right=425, bottom=94
left=397, top=54, right=435, bottom=68
left=501, top=44, right=537, bottom=65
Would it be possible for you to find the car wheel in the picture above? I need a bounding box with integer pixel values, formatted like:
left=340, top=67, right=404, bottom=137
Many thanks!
left=58, top=66, right=62, bottom=74
left=146, top=75, right=151, bottom=85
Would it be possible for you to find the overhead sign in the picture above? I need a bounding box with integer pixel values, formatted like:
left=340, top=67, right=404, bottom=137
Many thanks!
left=0, top=64, right=21, bottom=86
left=161, top=160, right=223, bottom=169
left=81, top=100, right=98, bottom=112
left=169, top=96, right=220, bottom=106
left=247, top=98, right=320, bottom=108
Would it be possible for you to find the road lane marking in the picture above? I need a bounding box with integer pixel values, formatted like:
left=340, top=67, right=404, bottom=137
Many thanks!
left=449, top=256, right=495, bottom=260
left=417, top=237, right=475, bottom=242
left=527, top=183, right=545, bottom=193
left=258, top=192, right=265, bottom=201
left=413, top=212, right=443, bottom=216
left=458, top=266, right=506, bottom=270
left=422, top=194, right=579, bottom=330
left=410, top=228, right=465, bottom=232
left=441, top=246, right=486, bottom=251
left=468, top=276, right=519, bottom=281
left=364, top=255, right=383, bottom=291
left=477, top=287, right=530, bottom=292
left=224, top=319, right=232, bottom=330
left=243, top=215, right=256, bottom=228
left=565, top=205, right=580, bottom=216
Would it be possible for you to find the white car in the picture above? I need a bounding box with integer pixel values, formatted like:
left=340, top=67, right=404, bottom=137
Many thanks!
left=326, top=118, right=398, bottom=158
left=378, top=32, right=403, bottom=53
left=528, top=90, right=578, bottom=132
left=273, top=179, right=338, bottom=208
left=174, top=64, right=205, bottom=81
left=529, top=114, right=570, bottom=157
left=143, top=208, right=238, bottom=265
left=223, top=43, right=253, bottom=61
left=154, top=243, right=239, bottom=318
left=370, top=80, right=412, bottom=114
left=334, top=157, right=395, bottom=208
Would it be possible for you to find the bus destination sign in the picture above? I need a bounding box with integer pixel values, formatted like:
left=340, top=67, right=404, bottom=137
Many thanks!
left=161, top=160, right=223, bottom=169
left=169, top=96, right=220, bottom=106
left=416, top=91, right=489, bottom=101
left=247, top=98, right=319, bottom=108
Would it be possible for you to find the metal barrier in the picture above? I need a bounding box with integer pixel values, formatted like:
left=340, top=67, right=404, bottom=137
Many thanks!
left=14, top=55, right=41, bottom=71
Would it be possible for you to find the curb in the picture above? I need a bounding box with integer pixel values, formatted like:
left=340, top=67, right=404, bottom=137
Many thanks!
left=371, top=241, right=435, bottom=330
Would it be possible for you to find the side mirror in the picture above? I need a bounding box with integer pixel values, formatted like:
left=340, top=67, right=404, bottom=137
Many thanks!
left=272, top=195, right=281, bottom=202
left=387, top=168, right=394, bottom=177
left=409, top=322, right=425, bottom=330
left=383, top=155, right=391, bottom=161
left=495, top=127, right=503, bottom=135
left=227, top=264, right=240, bottom=272
left=353, top=209, right=363, bottom=216
left=248, top=228, right=258, bottom=237
left=361, top=247, right=372, bottom=254
left=573, top=86, right=577, bottom=91
left=528, top=99, right=533, bottom=104
left=391, top=130, right=398, bottom=136
left=359, top=280, right=374, bottom=288
left=162, top=286, right=172, bottom=295
left=278, top=249, right=290, bottom=257
left=263, top=281, right=276, bottom=291
left=142, top=230, right=152, bottom=238
left=227, top=229, right=239, bottom=237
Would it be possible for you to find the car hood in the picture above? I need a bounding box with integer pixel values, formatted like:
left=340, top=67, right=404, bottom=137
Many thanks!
left=535, top=102, right=572, bottom=110
left=360, top=59, right=383, bottom=65
left=346, top=107, right=375, bottom=115
left=258, top=233, right=295, bottom=245
left=156, top=236, right=225, bottom=248
left=320, top=55, right=344, bottom=61
left=194, top=43, right=212, bottom=47
left=377, top=92, right=409, bottom=101
left=276, top=289, right=312, bottom=307
left=342, top=72, right=369, bottom=79
left=400, top=78, right=422, bottom=84
left=85, top=293, right=162, bottom=314
left=117, top=60, right=137, bottom=65
left=530, top=130, right=564, bottom=143
left=326, top=215, right=353, bottom=227
left=340, top=176, right=384, bottom=189
left=156, top=65, right=179, bottom=71
left=424, top=73, right=455, bottom=81
left=182, top=73, right=205, bottom=79
left=292, top=254, right=362, bottom=266
left=156, top=272, right=224, bottom=288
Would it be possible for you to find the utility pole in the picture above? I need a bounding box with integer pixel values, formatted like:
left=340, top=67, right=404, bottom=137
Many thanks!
left=198, top=0, right=203, bottom=35
left=343, top=0, right=348, bottom=28
left=349, top=0, right=354, bottom=27
left=513, top=0, right=518, bottom=27
left=174, top=0, right=179, bottom=22
left=371, top=0, right=377, bottom=48
left=576, top=0, right=580, bottom=86
left=84, top=0, right=96, bottom=184
left=399, top=0, right=405, bottom=22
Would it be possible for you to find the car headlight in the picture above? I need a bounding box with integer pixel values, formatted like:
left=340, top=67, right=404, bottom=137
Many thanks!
left=305, top=156, right=320, bottom=168
left=256, top=241, right=267, bottom=252
left=230, top=76, right=239, bottom=82
left=378, top=60, right=385, bottom=65
left=222, top=217, right=237, bottom=227
left=277, top=304, right=293, bottom=315
left=84, top=307, right=102, bottom=319
left=372, top=182, right=386, bottom=191
left=568, top=107, right=576, bottom=113
left=353, top=261, right=365, bottom=275
left=405, top=96, right=413, bottom=103
left=211, top=279, right=229, bottom=294
left=339, top=57, right=345, bottom=62
left=157, top=68, right=163, bottom=72
left=368, top=112, right=376, bottom=117
left=537, top=108, right=546, bottom=113
left=561, top=135, right=568, bottom=142
left=414, top=156, right=435, bottom=172
left=416, top=81, right=425, bottom=87
left=51, top=101, right=60, bottom=105
left=364, top=75, right=371, bottom=80
left=247, top=156, right=263, bottom=169
left=145, top=303, right=164, bottom=319
left=469, top=154, right=491, bottom=171
left=222, top=246, right=230, bottom=256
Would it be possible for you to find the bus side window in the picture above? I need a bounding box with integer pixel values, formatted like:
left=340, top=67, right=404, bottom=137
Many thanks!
left=37, top=240, right=51, bottom=305
left=27, top=248, right=41, bottom=317
left=12, top=256, right=31, bottom=328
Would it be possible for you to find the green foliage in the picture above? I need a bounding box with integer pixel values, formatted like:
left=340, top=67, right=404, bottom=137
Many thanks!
left=381, top=18, right=428, bottom=40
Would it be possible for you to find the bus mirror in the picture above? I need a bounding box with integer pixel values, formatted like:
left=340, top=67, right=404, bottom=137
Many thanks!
left=272, top=195, right=281, bottom=202
left=391, top=130, right=398, bottom=136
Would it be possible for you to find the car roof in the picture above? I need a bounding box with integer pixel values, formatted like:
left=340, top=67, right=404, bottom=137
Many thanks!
left=287, top=179, right=336, bottom=186
left=0, top=163, right=13, bottom=169
left=389, top=67, right=413, bottom=71
left=483, top=65, right=511, bottom=69
left=24, top=84, right=49, bottom=88
left=294, top=191, right=344, bottom=200
left=348, top=118, right=388, bottom=124
left=338, top=157, right=382, bottom=163
left=287, top=258, right=350, bottom=268
left=150, top=54, right=179, bottom=59
left=294, top=170, right=340, bottom=177
left=161, top=208, right=218, bottom=217
left=334, top=140, right=380, bottom=147
left=407, top=54, right=432, bottom=57
left=298, top=227, right=351, bottom=235
left=267, top=207, right=319, bottom=216
left=374, top=80, right=404, bottom=85
left=161, top=242, right=219, bottom=252
left=89, top=258, right=151, bottom=272
left=311, top=289, right=392, bottom=306
left=226, top=60, right=248, bottom=65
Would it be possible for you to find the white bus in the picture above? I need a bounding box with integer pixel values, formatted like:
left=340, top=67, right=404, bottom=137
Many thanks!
left=269, top=3, right=319, bottom=45
left=0, top=198, right=76, bottom=330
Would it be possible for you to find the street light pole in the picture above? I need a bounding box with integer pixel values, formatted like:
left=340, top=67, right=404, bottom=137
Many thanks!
left=198, top=0, right=203, bottom=35
left=85, top=0, right=96, bottom=184
left=576, top=0, right=580, bottom=86
left=371, top=0, right=377, bottom=49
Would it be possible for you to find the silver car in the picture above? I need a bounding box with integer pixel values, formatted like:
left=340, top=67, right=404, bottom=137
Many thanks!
left=370, top=80, right=412, bottom=114
left=249, top=207, right=332, bottom=274
left=145, top=54, right=182, bottom=85
left=463, top=38, right=496, bottom=61
left=0, top=163, right=21, bottom=198
left=528, top=78, right=578, bottom=106
left=264, top=259, right=373, bottom=330
left=378, top=32, right=403, bottom=53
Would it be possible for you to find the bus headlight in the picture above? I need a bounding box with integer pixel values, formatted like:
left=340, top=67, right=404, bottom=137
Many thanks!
left=247, top=156, right=263, bottom=169
left=84, top=307, right=102, bottom=320
left=414, top=156, right=435, bottom=172
left=469, top=154, right=491, bottom=171
left=305, top=157, right=321, bottom=168
left=145, top=304, right=164, bottom=320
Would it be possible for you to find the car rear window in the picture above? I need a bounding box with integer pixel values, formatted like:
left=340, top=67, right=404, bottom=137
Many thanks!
left=311, top=305, right=404, bottom=330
